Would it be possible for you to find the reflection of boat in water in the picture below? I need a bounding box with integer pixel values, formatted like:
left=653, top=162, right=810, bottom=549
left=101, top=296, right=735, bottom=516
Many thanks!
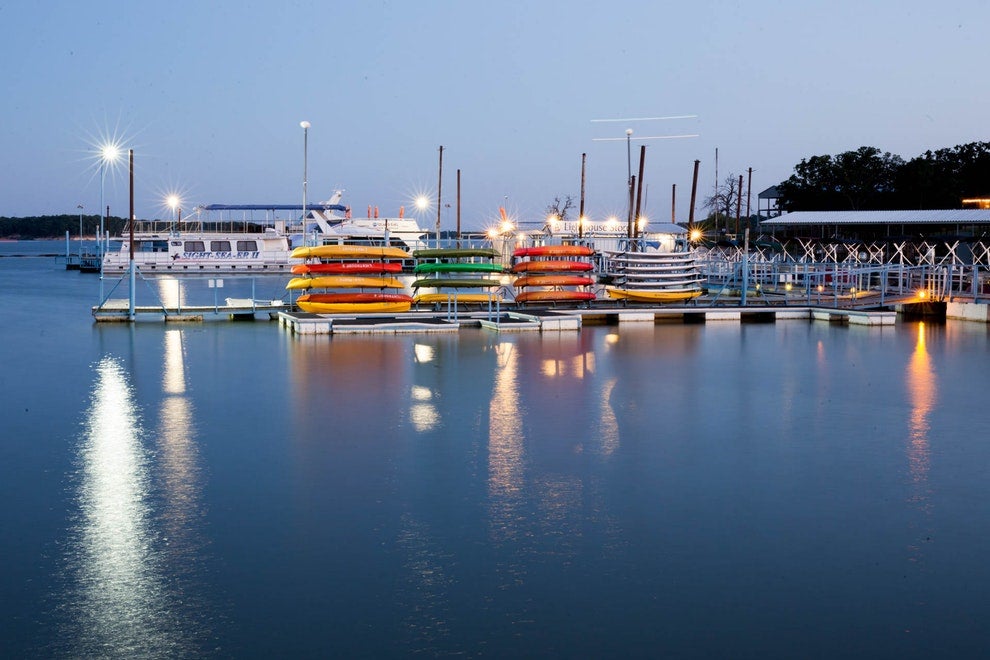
left=102, top=191, right=425, bottom=274
left=603, top=250, right=704, bottom=303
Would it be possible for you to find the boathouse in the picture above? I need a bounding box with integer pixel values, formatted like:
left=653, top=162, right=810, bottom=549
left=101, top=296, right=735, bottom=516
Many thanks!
left=760, top=209, right=990, bottom=242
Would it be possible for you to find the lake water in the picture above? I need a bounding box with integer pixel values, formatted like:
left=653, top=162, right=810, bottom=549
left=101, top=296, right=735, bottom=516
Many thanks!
left=3, top=241, right=990, bottom=658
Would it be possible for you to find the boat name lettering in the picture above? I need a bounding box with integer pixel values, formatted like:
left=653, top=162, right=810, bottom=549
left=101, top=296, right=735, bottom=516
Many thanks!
left=180, top=251, right=260, bottom=259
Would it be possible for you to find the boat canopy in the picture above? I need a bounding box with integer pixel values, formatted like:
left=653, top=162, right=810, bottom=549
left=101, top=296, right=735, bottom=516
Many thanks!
left=199, top=203, right=347, bottom=212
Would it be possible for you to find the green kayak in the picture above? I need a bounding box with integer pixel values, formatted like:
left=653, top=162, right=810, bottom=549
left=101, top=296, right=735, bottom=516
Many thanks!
left=412, top=247, right=501, bottom=259
left=414, top=262, right=504, bottom=274
left=412, top=277, right=500, bottom=288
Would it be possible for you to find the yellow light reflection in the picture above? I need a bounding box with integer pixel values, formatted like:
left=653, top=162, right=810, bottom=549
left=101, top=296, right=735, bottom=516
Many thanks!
left=158, top=330, right=201, bottom=546
left=599, top=377, right=619, bottom=455
left=409, top=385, right=439, bottom=432
left=488, top=342, right=523, bottom=543
left=906, top=323, right=935, bottom=488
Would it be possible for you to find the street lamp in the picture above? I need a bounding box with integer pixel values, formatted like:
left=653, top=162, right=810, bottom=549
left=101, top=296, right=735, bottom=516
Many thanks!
left=167, top=195, right=180, bottom=223
left=98, top=143, right=121, bottom=261
left=300, top=121, right=310, bottom=241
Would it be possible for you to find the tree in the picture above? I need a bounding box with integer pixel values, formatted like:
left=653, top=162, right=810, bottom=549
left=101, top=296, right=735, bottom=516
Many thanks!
left=543, top=195, right=574, bottom=224
left=702, top=174, right=741, bottom=231
left=777, top=146, right=903, bottom=211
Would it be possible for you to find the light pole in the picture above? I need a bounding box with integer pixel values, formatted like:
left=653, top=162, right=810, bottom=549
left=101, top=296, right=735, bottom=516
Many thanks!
left=300, top=120, right=310, bottom=243
left=77, top=204, right=83, bottom=259
left=98, top=144, right=120, bottom=262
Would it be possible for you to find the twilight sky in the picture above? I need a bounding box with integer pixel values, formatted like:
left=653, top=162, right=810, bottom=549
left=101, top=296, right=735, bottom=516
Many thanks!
left=1, top=0, right=986, bottom=230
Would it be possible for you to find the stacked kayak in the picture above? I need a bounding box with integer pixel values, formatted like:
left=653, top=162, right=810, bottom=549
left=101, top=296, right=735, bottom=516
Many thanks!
left=288, top=244, right=413, bottom=313
left=411, top=247, right=504, bottom=304
left=603, top=250, right=704, bottom=303
left=511, top=245, right=596, bottom=303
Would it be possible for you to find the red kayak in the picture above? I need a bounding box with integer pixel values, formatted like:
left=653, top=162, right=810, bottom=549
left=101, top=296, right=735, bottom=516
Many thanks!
left=291, top=261, right=403, bottom=275
left=511, top=259, right=594, bottom=273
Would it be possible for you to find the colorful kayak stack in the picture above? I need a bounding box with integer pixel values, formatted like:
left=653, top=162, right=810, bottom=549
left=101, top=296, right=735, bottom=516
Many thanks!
left=287, top=244, right=414, bottom=313
left=511, top=245, right=596, bottom=303
left=411, top=247, right=504, bottom=305
left=603, top=250, right=705, bottom=303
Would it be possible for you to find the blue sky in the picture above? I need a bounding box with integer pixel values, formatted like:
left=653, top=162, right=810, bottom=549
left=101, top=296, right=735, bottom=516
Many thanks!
left=1, top=0, right=986, bottom=229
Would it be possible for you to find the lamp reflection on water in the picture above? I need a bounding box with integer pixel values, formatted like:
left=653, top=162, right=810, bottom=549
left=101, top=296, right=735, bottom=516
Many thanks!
left=488, top=341, right=524, bottom=543
left=906, top=323, right=935, bottom=497
left=158, top=330, right=203, bottom=560
left=70, top=356, right=168, bottom=654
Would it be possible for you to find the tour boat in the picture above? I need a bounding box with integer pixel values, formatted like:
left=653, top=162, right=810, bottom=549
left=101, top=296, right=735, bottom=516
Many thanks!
left=101, top=191, right=425, bottom=274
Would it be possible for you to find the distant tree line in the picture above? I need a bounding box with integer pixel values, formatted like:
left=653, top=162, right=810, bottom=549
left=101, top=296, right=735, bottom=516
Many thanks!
left=0, top=214, right=126, bottom=239
left=776, top=142, right=990, bottom=211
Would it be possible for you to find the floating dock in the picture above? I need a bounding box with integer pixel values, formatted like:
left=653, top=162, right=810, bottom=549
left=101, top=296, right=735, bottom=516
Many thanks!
left=276, top=305, right=894, bottom=335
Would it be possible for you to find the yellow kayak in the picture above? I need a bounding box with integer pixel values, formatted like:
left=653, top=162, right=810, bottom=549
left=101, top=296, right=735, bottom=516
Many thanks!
left=290, top=244, right=412, bottom=260
left=296, top=300, right=412, bottom=313
left=286, top=275, right=405, bottom=290
left=414, top=292, right=502, bottom=304
left=606, top=287, right=703, bottom=302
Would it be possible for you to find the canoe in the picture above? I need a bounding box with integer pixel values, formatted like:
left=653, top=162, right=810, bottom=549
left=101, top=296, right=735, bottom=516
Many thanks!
left=413, top=262, right=504, bottom=274
left=291, top=261, right=403, bottom=275
left=615, top=277, right=705, bottom=288
left=606, top=287, right=703, bottom=302
left=514, top=290, right=597, bottom=303
left=513, top=245, right=594, bottom=258
left=414, top=292, right=501, bottom=304
left=412, top=247, right=501, bottom=259
left=513, top=274, right=594, bottom=288
left=510, top=260, right=594, bottom=273
left=290, top=244, right=411, bottom=260
left=296, top=300, right=412, bottom=313
left=411, top=277, right=499, bottom=288
left=297, top=293, right=414, bottom=304
left=286, top=275, right=405, bottom=290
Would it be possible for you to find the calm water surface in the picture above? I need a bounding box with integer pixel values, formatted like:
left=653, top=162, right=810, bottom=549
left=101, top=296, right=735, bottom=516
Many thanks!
left=3, top=242, right=990, bottom=658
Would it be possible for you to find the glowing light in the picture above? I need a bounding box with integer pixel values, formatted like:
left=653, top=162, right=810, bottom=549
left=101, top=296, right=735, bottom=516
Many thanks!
left=785, top=282, right=793, bottom=291
left=415, top=195, right=430, bottom=212
left=636, top=215, right=648, bottom=231
left=918, top=289, right=927, bottom=300
left=689, top=228, right=703, bottom=242
left=606, top=216, right=620, bottom=230
left=500, top=220, right=514, bottom=234
left=487, top=228, right=499, bottom=239
left=100, top=143, right=122, bottom=164
left=817, top=285, right=824, bottom=293
left=166, top=194, right=180, bottom=211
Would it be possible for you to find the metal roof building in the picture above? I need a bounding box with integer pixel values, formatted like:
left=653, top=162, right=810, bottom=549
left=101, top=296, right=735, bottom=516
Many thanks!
left=761, top=209, right=990, bottom=240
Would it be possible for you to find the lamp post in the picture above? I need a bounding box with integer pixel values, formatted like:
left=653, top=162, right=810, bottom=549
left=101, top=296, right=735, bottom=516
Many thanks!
left=77, top=204, right=83, bottom=259
left=300, top=121, right=310, bottom=243
left=98, top=144, right=120, bottom=261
